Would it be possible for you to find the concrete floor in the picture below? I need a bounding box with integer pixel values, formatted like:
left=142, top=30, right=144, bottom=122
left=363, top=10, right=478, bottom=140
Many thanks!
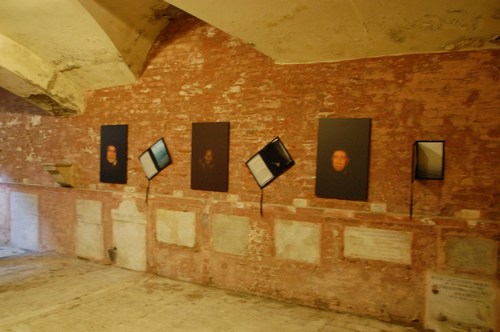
left=0, top=247, right=421, bottom=332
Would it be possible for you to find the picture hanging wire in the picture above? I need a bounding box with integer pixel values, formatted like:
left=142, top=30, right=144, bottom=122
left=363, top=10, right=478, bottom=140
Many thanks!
left=410, top=142, right=416, bottom=219
left=146, top=179, right=151, bottom=204
left=260, top=188, right=264, bottom=217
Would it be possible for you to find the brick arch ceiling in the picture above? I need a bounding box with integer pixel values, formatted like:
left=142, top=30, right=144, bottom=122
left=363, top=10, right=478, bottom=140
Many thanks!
left=0, top=0, right=499, bottom=115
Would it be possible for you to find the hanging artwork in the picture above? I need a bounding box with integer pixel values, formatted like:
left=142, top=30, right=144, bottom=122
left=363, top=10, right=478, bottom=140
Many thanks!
left=246, top=137, right=295, bottom=189
left=100, top=124, right=128, bottom=184
left=413, top=141, right=445, bottom=180
left=315, top=118, right=371, bottom=201
left=139, top=138, right=172, bottom=180
left=191, top=122, right=230, bottom=192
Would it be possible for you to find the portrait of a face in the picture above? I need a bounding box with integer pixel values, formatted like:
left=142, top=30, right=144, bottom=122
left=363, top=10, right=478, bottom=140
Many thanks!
left=100, top=124, right=128, bottom=184
left=201, top=148, right=214, bottom=168
left=191, top=122, right=229, bottom=192
left=332, top=149, right=349, bottom=172
left=106, top=145, right=117, bottom=166
left=315, top=118, right=371, bottom=201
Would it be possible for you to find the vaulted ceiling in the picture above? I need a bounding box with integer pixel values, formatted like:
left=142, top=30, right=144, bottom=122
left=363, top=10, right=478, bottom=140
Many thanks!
left=1, top=0, right=499, bottom=115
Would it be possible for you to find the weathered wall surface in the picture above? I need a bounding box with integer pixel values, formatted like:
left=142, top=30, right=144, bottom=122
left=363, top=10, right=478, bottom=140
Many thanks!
left=0, top=14, right=498, bottom=330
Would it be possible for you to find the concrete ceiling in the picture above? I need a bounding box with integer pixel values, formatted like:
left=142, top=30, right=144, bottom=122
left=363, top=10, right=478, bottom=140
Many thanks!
left=1, top=0, right=499, bottom=116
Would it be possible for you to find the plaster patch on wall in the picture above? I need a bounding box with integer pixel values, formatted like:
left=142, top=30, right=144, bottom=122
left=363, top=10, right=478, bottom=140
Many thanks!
left=5, top=119, right=21, bottom=127
left=212, top=214, right=249, bottom=256
left=111, top=198, right=146, bottom=224
left=10, top=192, right=39, bottom=251
left=205, top=27, right=217, bottom=38
left=445, top=236, right=497, bottom=275
left=179, top=82, right=203, bottom=99
left=459, top=209, right=481, bottom=220
left=76, top=199, right=102, bottom=224
left=156, top=209, right=196, bottom=248
left=29, top=115, right=41, bottom=126
left=275, top=219, right=320, bottom=264
left=25, top=152, right=41, bottom=163
left=187, top=52, right=205, bottom=66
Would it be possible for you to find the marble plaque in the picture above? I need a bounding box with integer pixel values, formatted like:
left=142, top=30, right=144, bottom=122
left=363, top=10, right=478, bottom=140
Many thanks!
left=156, top=209, right=196, bottom=248
left=112, top=199, right=146, bottom=271
left=75, top=200, right=103, bottom=260
left=426, top=273, right=496, bottom=331
left=212, top=214, right=249, bottom=256
left=76, top=199, right=102, bottom=224
left=10, top=192, right=39, bottom=251
left=445, top=236, right=497, bottom=275
left=344, top=227, right=411, bottom=264
left=275, top=220, right=320, bottom=264
left=0, top=189, right=6, bottom=227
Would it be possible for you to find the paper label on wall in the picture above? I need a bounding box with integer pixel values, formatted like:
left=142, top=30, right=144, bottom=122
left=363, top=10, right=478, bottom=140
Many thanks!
left=344, top=227, right=412, bottom=264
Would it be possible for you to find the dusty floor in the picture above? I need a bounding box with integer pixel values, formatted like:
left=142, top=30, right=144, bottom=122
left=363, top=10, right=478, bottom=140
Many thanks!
left=0, top=247, right=421, bottom=332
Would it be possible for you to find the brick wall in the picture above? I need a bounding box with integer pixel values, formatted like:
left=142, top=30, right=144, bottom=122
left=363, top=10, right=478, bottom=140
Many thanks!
left=0, top=14, right=498, bottom=329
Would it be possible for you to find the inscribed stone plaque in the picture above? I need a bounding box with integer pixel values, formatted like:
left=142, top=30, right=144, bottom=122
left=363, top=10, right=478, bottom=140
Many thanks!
left=212, top=214, right=249, bottom=256
left=426, top=273, right=496, bottom=331
left=156, top=209, right=196, bottom=248
left=445, top=236, right=497, bottom=275
left=344, top=227, right=411, bottom=264
left=275, top=220, right=320, bottom=264
left=10, top=192, right=39, bottom=251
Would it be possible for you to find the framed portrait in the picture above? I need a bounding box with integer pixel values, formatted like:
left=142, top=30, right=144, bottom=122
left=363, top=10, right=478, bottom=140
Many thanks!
left=191, top=122, right=230, bottom=192
left=100, top=124, right=128, bottom=184
left=139, top=138, right=172, bottom=180
left=315, top=118, right=371, bottom=201
left=246, top=137, right=295, bottom=189
left=414, top=141, right=445, bottom=180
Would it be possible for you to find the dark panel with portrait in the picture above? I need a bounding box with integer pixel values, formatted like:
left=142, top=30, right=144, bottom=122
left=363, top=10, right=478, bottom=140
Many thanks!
left=191, top=122, right=230, bottom=192
left=315, top=118, right=371, bottom=201
left=100, top=124, right=128, bottom=184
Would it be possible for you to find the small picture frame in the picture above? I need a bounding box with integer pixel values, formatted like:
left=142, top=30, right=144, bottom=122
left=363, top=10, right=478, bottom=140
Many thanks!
left=246, top=137, right=295, bottom=189
left=139, top=138, right=172, bottom=180
left=414, top=141, right=445, bottom=180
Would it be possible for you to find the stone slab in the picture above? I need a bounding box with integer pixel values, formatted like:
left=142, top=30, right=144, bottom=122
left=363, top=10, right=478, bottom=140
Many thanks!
left=75, top=222, right=104, bottom=260
left=156, top=209, right=196, bottom=248
left=212, top=214, right=249, bottom=256
left=76, top=199, right=102, bottom=224
left=112, top=199, right=146, bottom=271
left=344, top=227, right=411, bottom=264
left=275, top=220, right=320, bottom=264
left=10, top=192, right=39, bottom=251
left=0, top=189, right=8, bottom=243
left=445, top=236, right=497, bottom=275
left=426, top=272, right=496, bottom=331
